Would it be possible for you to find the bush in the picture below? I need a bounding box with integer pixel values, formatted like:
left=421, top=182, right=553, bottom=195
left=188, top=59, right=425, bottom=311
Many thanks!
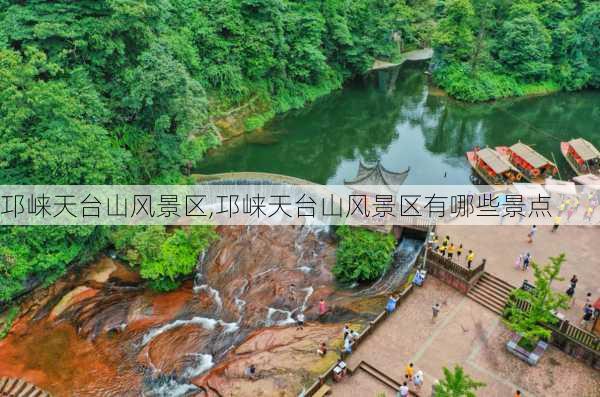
left=111, top=226, right=219, bottom=291
left=332, top=226, right=396, bottom=283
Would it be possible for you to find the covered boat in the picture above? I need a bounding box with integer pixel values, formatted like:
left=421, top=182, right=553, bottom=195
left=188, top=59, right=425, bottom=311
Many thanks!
left=560, top=138, right=600, bottom=176
left=466, top=147, right=523, bottom=186
left=496, top=142, right=557, bottom=183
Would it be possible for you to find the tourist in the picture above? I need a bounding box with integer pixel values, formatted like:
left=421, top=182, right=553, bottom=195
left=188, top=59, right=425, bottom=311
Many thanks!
left=585, top=206, right=594, bottom=222
left=558, top=200, right=566, bottom=215
left=528, top=225, right=537, bottom=243
left=343, top=324, right=350, bottom=339
left=289, top=283, right=296, bottom=302
left=413, top=370, right=423, bottom=390
left=438, top=243, right=447, bottom=257
left=318, top=299, right=327, bottom=317
left=456, top=244, right=463, bottom=262
left=566, top=284, right=575, bottom=301
left=551, top=216, right=561, bottom=232
left=466, top=250, right=475, bottom=270
left=398, top=381, right=410, bottom=397
left=570, top=275, right=578, bottom=289
left=343, top=335, right=352, bottom=355
left=317, top=342, right=327, bottom=357
left=514, top=253, right=523, bottom=270
left=447, top=243, right=455, bottom=260
left=443, top=235, right=450, bottom=248
left=581, top=304, right=594, bottom=329
left=566, top=206, right=575, bottom=222
left=296, top=312, right=305, bottom=330
left=432, top=303, right=440, bottom=321
left=386, top=295, right=398, bottom=315
left=515, top=390, right=521, bottom=397
left=585, top=292, right=592, bottom=306
left=245, top=364, right=258, bottom=380
left=523, top=253, right=531, bottom=272
left=405, top=362, right=414, bottom=381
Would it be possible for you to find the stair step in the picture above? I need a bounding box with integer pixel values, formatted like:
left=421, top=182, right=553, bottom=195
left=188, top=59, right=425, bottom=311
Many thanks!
left=482, top=272, right=515, bottom=293
left=17, top=382, right=35, bottom=397
left=12, top=380, right=27, bottom=396
left=3, top=378, right=17, bottom=393
left=468, top=285, right=508, bottom=309
left=360, top=362, right=401, bottom=390
left=472, top=297, right=503, bottom=315
left=471, top=281, right=510, bottom=302
left=0, top=378, right=8, bottom=392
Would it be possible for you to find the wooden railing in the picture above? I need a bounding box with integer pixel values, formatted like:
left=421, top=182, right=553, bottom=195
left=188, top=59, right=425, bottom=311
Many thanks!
left=507, top=297, right=600, bottom=355
left=302, top=282, right=416, bottom=396
left=425, top=249, right=485, bottom=282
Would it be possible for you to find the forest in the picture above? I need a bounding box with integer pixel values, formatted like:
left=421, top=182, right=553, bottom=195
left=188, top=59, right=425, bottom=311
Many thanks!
left=1, top=0, right=599, bottom=302
left=432, top=0, right=600, bottom=101
left=0, top=0, right=433, bottom=301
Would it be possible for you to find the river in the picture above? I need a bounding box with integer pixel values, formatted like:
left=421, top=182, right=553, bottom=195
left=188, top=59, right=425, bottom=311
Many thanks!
left=197, top=63, right=600, bottom=185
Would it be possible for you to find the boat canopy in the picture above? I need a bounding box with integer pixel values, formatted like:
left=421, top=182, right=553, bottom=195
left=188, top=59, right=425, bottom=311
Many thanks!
left=510, top=142, right=551, bottom=169
left=572, top=174, right=600, bottom=190
left=569, top=138, right=600, bottom=161
left=512, top=183, right=548, bottom=198
left=544, top=178, right=577, bottom=195
left=476, top=148, right=513, bottom=174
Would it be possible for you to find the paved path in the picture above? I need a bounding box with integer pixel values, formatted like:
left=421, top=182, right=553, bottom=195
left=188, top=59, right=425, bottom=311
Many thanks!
left=436, top=225, right=600, bottom=325
left=331, top=277, right=600, bottom=397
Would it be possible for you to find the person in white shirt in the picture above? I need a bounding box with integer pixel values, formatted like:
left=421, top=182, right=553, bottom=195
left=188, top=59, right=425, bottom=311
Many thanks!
left=398, top=381, right=409, bottom=397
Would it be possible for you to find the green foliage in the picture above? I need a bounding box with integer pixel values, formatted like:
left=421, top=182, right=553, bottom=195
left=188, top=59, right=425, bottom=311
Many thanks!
left=332, top=226, right=396, bottom=283
left=0, top=306, right=19, bottom=340
left=433, top=365, right=485, bottom=397
left=432, top=0, right=600, bottom=101
left=1, top=0, right=420, bottom=301
left=0, top=226, right=107, bottom=301
left=504, top=254, right=570, bottom=345
left=112, top=226, right=218, bottom=291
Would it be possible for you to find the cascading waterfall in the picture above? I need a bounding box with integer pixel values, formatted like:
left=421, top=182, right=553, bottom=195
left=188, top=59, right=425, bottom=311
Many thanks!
left=354, top=237, right=424, bottom=296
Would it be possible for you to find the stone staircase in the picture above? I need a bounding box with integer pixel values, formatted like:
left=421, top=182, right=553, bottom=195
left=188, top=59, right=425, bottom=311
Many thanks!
left=0, top=378, right=50, bottom=397
left=352, top=362, right=420, bottom=396
left=467, top=272, right=515, bottom=315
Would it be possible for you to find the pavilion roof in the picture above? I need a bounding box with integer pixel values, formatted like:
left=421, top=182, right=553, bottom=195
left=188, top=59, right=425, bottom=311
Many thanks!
left=569, top=138, right=600, bottom=161
left=344, top=161, right=410, bottom=190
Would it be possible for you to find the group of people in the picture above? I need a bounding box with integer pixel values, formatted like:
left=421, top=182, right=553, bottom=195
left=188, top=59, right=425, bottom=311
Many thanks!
left=431, top=234, right=478, bottom=269
left=397, top=362, right=424, bottom=396
left=514, top=252, right=532, bottom=271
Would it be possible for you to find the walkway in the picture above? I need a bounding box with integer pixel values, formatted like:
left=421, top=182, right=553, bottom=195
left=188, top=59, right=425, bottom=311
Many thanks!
left=436, top=225, right=600, bottom=324
left=370, top=48, right=433, bottom=71
left=331, top=277, right=600, bottom=396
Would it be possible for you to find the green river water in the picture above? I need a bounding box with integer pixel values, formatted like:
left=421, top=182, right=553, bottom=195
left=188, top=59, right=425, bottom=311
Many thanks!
left=197, top=63, right=600, bottom=185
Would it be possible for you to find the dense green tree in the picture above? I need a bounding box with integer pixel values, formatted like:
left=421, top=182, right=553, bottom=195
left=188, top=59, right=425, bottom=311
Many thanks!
left=433, top=365, right=485, bottom=397
left=497, top=10, right=552, bottom=81
left=111, top=225, right=219, bottom=291
left=504, top=254, right=570, bottom=350
left=332, top=226, right=396, bottom=283
left=431, top=0, right=600, bottom=101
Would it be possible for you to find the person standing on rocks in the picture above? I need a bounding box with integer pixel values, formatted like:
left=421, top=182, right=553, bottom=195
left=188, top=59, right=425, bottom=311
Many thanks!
left=386, top=295, right=398, bottom=315
left=413, top=370, right=423, bottom=391
left=296, top=312, right=305, bottom=330
left=318, top=299, right=328, bottom=318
